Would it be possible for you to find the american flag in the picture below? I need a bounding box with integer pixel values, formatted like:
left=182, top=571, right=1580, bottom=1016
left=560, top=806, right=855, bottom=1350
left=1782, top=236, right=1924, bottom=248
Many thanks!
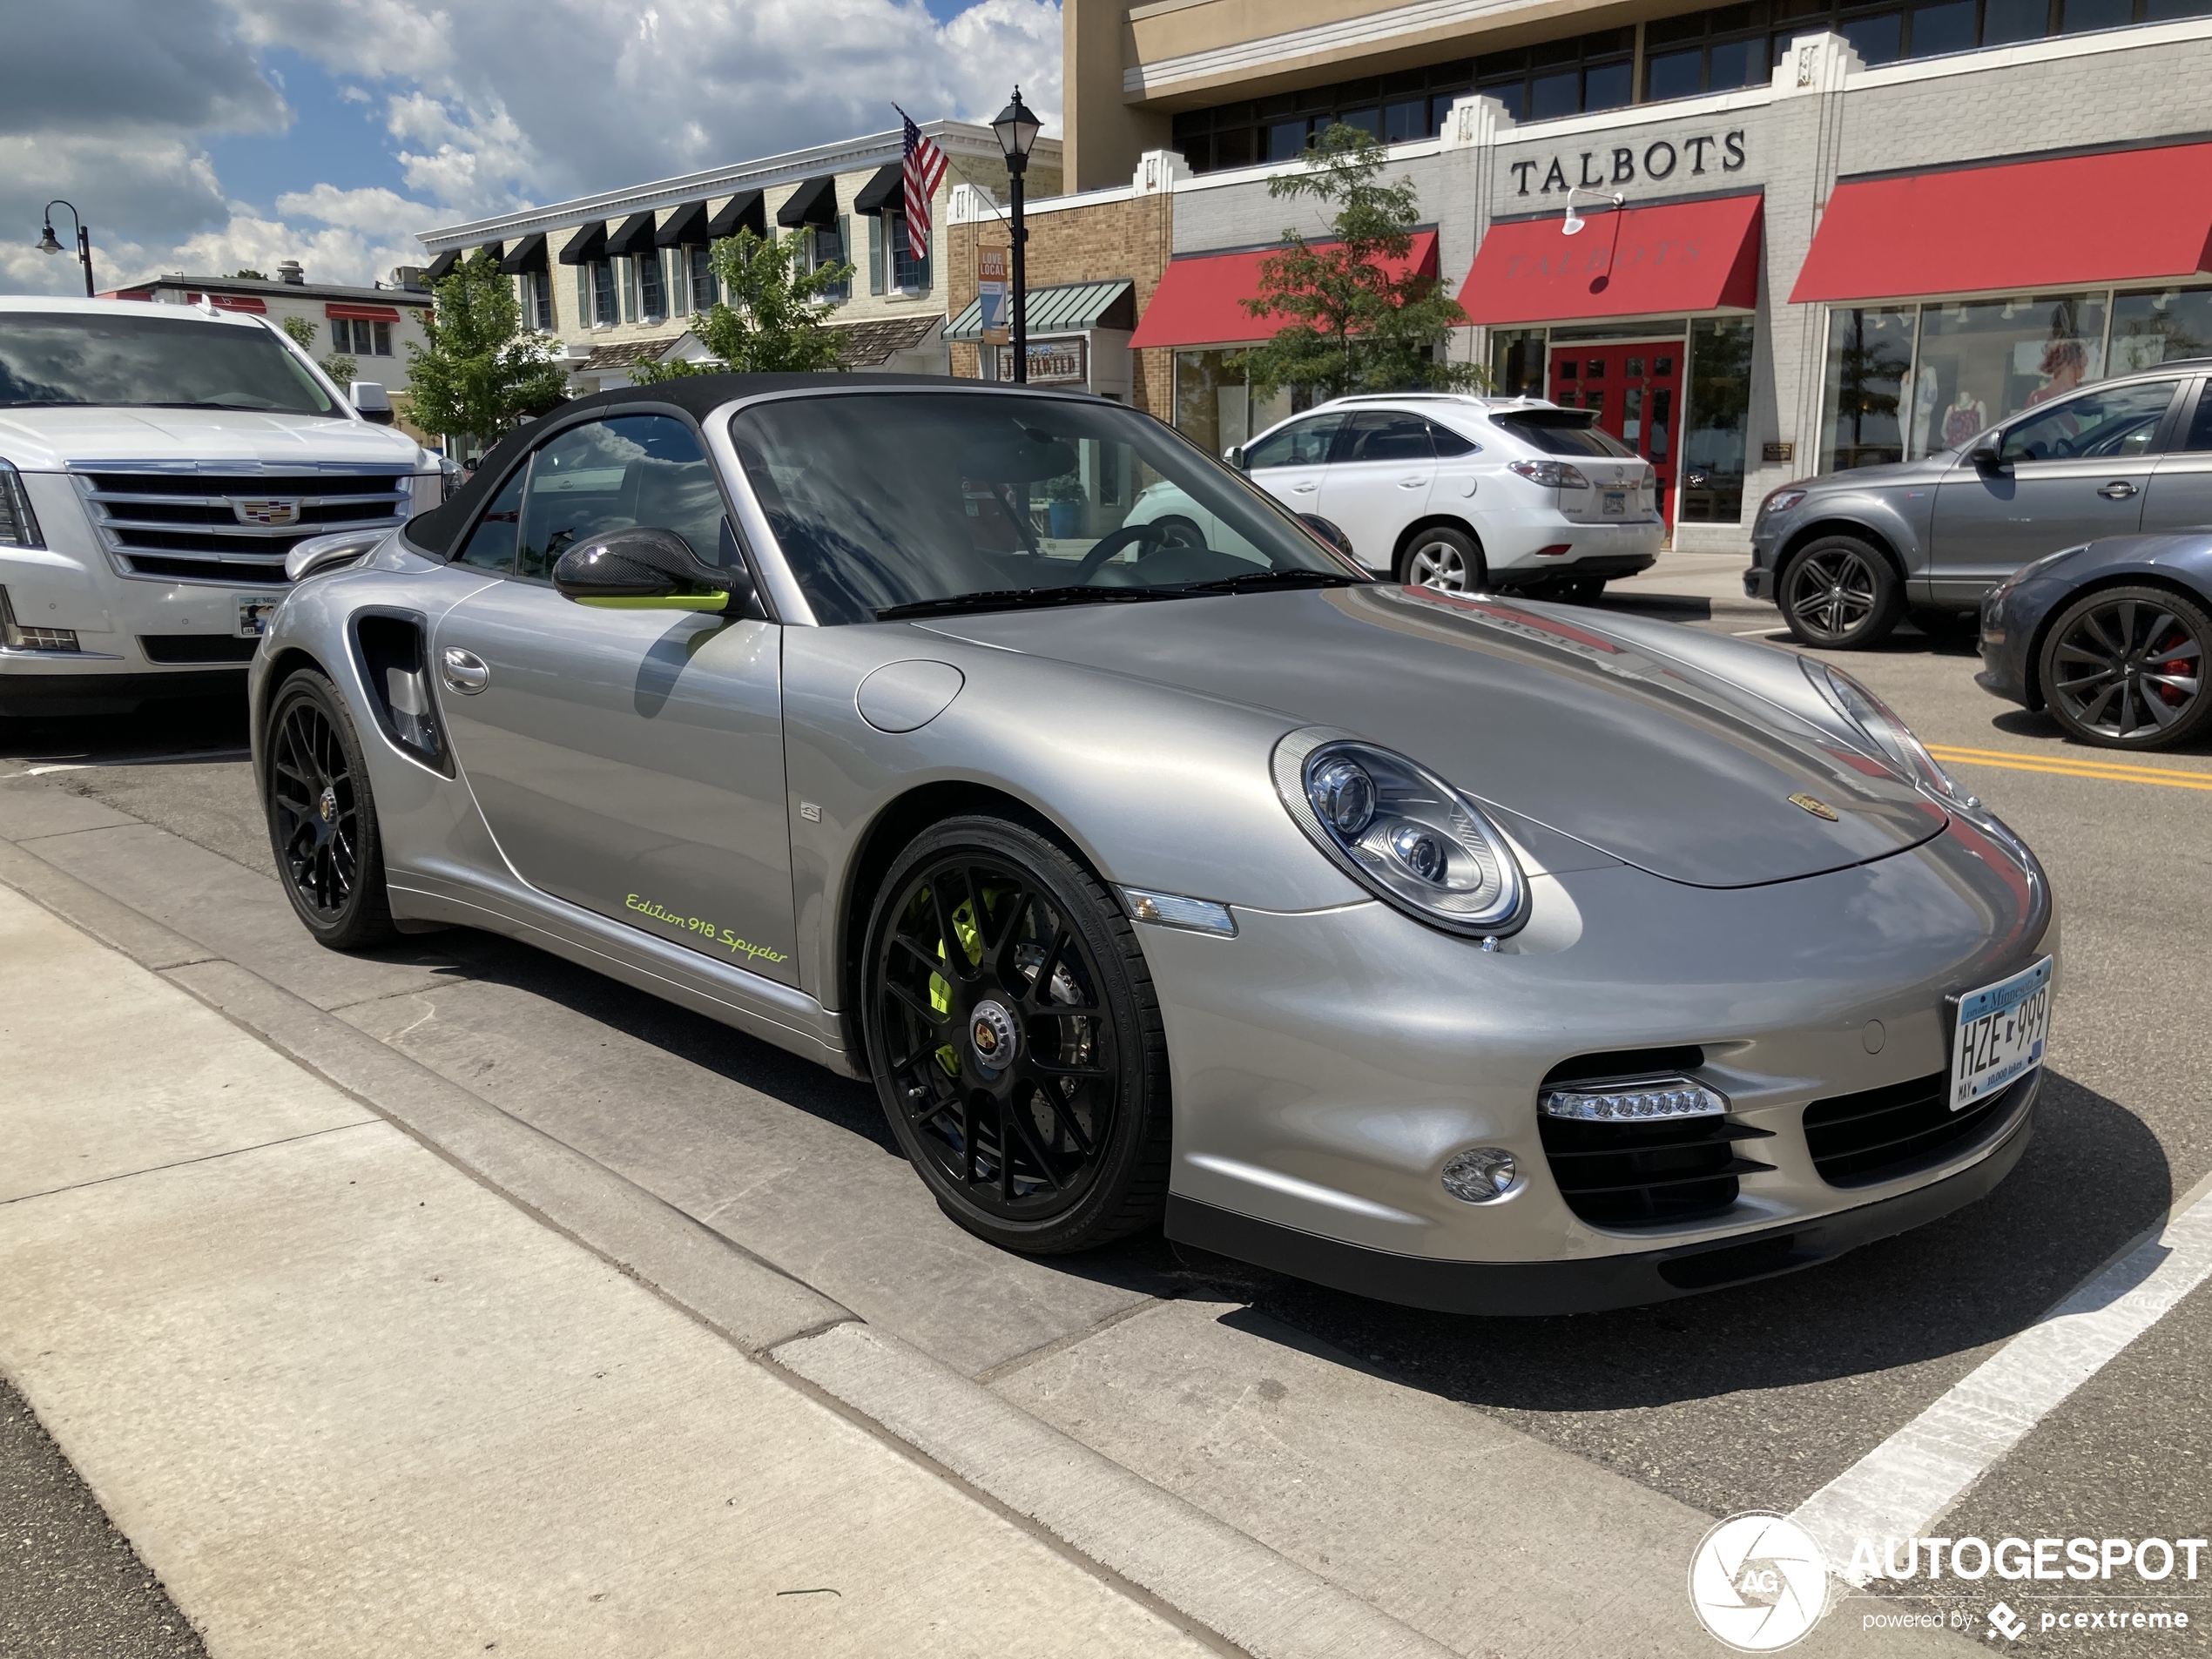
left=897, top=107, right=948, bottom=259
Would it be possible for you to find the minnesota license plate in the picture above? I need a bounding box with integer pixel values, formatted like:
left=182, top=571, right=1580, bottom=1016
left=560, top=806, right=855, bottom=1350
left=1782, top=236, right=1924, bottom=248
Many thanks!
left=1950, top=955, right=2053, bottom=1111
left=1602, top=490, right=1628, bottom=516
left=237, top=597, right=277, bottom=638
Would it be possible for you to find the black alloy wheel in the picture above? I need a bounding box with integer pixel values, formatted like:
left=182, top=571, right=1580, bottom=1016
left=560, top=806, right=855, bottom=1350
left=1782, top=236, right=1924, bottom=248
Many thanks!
left=2038, top=584, right=2210, bottom=750
left=1781, top=535, right=1905, bottom=649
left=863, top=816, right=1169, bottom=1253
left=263, top=667, right=396, bottom=949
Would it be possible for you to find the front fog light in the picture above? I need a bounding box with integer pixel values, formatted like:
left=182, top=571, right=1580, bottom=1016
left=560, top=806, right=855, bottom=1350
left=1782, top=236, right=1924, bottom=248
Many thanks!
left=1540, top=1077, right=1728, bottom=1123
left=1441, top=1147, right=1518, bottom=1204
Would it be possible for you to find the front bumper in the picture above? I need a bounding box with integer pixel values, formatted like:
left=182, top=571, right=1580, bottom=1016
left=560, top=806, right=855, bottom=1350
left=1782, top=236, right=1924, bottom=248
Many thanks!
left=1140, top=811, right=2054, bottom=1309
left=1974, top=580, right=2042, bottom=707
left=1170, top=1069, right=2037, bottom=1314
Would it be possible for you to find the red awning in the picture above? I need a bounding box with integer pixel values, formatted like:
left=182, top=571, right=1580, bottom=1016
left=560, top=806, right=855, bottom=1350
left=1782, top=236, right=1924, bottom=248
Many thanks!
left=187, top=293, right=267, bottom=314
left=1456, top=193, right=1762, bottom=326
left=1791, top=141, right=2212, bottom=304
left=1130, top=231, right=1439, bottom=350
left=327, top=303, right=402, bottom=320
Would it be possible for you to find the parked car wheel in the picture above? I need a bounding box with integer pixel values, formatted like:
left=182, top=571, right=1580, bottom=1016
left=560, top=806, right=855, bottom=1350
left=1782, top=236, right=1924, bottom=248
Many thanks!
left=1399, top=526, right=1486, bottom=593
left=262, top=667, right=397, bottom=950
left=862, top=815, right=1170, bottom=1254
left=1151, top=514, right=1206, bottom=550
left=1780, top=535, right=1905, bottom=649
left=2037, top=584, right=2211, bottom=750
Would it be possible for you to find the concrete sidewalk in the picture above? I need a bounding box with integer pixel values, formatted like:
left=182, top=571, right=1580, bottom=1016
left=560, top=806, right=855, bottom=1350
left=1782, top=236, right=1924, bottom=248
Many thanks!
left=0, top=882, right=1212, bottom=1658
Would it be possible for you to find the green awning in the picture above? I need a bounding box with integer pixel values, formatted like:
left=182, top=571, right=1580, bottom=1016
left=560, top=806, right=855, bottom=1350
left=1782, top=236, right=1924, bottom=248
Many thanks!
left=944, top=279, right=1136, bottom=342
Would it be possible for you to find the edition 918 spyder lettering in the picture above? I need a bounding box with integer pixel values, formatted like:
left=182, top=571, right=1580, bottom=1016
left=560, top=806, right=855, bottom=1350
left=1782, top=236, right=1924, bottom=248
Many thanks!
left=624, top=893, right=789, bottom=964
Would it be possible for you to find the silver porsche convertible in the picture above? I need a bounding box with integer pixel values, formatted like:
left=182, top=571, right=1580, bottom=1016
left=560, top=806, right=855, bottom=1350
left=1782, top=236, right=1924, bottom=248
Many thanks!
left=251, top=374, right=2057, bottom=1315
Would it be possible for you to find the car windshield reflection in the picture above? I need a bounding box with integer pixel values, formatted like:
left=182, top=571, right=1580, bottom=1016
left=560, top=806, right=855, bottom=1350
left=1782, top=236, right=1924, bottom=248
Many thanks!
left=727, top=391, right=1362, bottom=624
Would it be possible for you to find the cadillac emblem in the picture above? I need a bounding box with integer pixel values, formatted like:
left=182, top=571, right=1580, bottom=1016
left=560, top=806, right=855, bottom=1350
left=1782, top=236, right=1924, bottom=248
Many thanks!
left=233, top=497, right=303, bottom=527
left=1788, top=792, right=1840, bottom=821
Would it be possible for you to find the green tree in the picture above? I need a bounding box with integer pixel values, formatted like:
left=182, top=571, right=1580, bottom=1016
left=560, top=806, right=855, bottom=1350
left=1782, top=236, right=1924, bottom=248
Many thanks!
left=233, top=268, right=268, bottom=280
left=633, top=228, right=854, bottom=382
left=1236, top=124, right=1486, bottom=402
left=280, top=314, right=358, bottom=389
left=404, top=252, right=569, bottom=442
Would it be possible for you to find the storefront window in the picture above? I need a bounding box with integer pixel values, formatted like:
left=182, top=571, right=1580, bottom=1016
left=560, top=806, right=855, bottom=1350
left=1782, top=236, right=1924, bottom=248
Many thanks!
left=1682, top=317, right=1753, bottom=523
left=2109, top=287, right=2212, bottom=373
left=1172, top=349, right=1312, bottom=455
left=1817, top=307, right=1918, bottom=471
left=1905, top=293, right=2106, bottom=457
left=1488, top=328, right=1548, bottom=397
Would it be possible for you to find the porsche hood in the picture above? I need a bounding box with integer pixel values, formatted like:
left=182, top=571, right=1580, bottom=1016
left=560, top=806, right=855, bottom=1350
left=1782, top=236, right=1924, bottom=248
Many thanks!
left=914, top=584, right=1948, bottom=889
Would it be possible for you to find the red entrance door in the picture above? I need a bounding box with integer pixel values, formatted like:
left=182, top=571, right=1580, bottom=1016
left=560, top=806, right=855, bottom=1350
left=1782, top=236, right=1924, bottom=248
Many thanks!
left=1549, top=341, right=1683, bottom=529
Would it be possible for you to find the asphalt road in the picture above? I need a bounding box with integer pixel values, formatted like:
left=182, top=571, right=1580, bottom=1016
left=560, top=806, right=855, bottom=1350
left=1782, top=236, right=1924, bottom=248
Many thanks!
left=3, top=573, right=2207, bottom=1651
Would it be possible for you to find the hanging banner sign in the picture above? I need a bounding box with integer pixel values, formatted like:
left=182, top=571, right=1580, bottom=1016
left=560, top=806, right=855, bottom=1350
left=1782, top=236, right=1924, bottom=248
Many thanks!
left=977, top=245, right=1010, bottom=346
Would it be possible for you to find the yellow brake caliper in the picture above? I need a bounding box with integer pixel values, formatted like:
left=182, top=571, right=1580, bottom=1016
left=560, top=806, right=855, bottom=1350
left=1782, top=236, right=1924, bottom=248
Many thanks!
left=931, top=893, right=987, bottom=1076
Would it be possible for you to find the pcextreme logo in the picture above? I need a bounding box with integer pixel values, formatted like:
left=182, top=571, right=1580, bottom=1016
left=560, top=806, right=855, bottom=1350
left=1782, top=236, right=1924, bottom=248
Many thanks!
left=1689, top=1514, right=1831, bottom=1652
left=623, top=893, right=789, bottom=965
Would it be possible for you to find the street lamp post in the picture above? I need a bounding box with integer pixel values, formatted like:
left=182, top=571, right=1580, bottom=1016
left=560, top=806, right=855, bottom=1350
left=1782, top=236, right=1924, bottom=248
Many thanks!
left=37, top=201, right=96, bottom=298
left=990, top=88, right=1042, bottom=384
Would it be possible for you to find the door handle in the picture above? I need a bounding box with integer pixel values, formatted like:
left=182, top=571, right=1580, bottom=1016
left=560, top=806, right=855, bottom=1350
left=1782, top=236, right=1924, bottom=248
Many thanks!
left=439, top=647, right=489, bottom=695
left=1291, top=482, right=1318, bottom=494
left=2099, top=481, right=2138, bottom=499
left=1398, top=475, right=1426, bottom=489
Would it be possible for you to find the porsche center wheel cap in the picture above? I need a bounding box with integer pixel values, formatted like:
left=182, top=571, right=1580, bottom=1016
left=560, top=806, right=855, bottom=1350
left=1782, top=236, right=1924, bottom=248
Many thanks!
left=969, top=999, right=1018, bottom=1074
left=317, top=784, right=338, bottom=825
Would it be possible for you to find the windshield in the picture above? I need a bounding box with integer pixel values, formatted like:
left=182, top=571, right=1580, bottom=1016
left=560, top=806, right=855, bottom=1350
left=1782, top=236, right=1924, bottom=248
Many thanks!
left=0, top=313, right=338, bottom=415
left=1494, top=410, right=1634, bottom=458
left=728, top=391, right=1363, bottom=624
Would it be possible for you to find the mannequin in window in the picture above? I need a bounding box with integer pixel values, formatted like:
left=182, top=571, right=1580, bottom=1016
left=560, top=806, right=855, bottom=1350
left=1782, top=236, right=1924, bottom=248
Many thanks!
left=1942, top=389, right=1988, bottom=450
left=2024, top=337, right=2087, bottom=408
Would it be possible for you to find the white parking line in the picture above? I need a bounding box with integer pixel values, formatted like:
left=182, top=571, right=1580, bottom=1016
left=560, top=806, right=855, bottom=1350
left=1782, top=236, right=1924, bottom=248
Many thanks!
left=1792, top=1165, right=2212, bottom=1575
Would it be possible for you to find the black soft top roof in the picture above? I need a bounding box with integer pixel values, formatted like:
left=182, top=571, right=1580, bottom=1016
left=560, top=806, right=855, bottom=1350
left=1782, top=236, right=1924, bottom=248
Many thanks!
left=402, top=371, right=1048, bottom=558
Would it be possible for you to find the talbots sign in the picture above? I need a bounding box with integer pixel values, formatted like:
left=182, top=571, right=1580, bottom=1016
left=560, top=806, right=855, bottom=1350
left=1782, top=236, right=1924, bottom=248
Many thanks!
left=1510, top=130, right=1748, bottom=196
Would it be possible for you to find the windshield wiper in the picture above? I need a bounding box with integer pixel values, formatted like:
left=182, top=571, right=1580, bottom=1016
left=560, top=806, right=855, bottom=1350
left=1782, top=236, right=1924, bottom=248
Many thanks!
left=875, top=586, right=1184, bottom=621
left=1170, top=569, right=1366, bottom=597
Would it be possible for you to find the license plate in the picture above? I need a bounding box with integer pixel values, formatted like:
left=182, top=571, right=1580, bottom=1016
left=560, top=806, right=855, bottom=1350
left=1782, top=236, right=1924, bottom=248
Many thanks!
left=1602, top=490, right=1628, bottom=517
left=237, top=597, right=276, bottom=638
left=1950, top=956, right=2052, bottom=1111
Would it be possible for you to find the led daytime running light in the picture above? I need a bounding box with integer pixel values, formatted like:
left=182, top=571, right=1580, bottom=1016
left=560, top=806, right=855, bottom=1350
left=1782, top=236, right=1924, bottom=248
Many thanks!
left=1540, top=1077, right=1728, bottom=1123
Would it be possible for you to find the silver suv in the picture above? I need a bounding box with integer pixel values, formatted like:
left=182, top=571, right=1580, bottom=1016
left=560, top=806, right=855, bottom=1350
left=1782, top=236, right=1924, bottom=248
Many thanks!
left=1746, top=358, right=2212, bottom=648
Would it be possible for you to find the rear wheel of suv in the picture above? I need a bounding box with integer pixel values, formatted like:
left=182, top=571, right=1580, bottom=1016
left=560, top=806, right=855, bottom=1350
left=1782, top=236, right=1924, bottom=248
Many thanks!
left=1399, top=526, right=1485, bottom=593
left=1780, top=535, right=1905, bottom=650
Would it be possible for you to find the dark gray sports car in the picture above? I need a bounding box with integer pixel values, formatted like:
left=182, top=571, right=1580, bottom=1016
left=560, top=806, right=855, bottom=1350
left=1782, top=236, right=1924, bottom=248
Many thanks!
left=249, top=374, right=2056, bottom=1315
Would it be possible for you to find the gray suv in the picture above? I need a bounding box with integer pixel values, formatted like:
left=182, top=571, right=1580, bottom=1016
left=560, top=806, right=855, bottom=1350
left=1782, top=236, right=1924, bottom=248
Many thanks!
left=1746, top=359, right=2212, bottom=648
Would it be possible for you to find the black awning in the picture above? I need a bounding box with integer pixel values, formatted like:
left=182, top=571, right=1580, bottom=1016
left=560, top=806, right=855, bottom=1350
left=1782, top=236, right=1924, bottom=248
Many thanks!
left=707, top=190, right=766, bottom=239
left=424, top=250, right=459, bottom=281
left=558, top=222, right=607, bottom=265
left=655, top=200, right=709, bottom=246
left=481, top=242, right=504, bottom=266
left=498, top=233, right=548, bottom=275
left=853, top=163, right=904, bottom=218
left=775, top=175, right=839, bottom=229
left=605, top=210, right=658, bottom=257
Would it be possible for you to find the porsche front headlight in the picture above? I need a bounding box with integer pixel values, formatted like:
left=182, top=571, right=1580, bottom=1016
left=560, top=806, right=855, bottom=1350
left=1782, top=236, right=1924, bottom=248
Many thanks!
left=1801, top=658, right=1959, bottom=800
left=1273, top=730, right=1529, bottom=936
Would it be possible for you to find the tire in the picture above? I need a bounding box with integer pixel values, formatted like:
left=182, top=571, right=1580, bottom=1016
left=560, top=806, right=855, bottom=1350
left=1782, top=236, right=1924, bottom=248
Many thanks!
left=1152, top=514, right=1205, bottom=550
left=861, top=814, right=1170, bottom=1254
left=1397, top=525, right=1486, bottom=593
left=2037, top=584, right=2212, bottom=751
left=261, top=667, right=397, bottom=950
left=1779, top=535, right=1905, bottom=649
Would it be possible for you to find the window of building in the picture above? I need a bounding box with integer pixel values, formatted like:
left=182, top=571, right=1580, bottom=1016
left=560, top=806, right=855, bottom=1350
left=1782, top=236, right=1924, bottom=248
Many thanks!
left=1682, top=317, right=1753, bottom=523
left=637, top=250, right=666, bottom=325
left=1170, top=61, right=1478, bottom=172
left=1170, top=349, right=1323, bottom=455
left=890, top=215, right=929, bottom=294
left=688, top=246, right=718, bottom=313
left=810, top=219, right=852, bottom=302
left=588, top=257, right=617, bottom=327
left=523, top=271, right=553, bottom=333
left=1817, top=306, right=1917, bottom=472
left=327, top=318, right=395, bottom=356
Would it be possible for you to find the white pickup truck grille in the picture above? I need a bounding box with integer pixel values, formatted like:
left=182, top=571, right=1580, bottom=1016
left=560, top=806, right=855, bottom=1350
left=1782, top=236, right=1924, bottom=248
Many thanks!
left=73, top=467, right=409, bottom=585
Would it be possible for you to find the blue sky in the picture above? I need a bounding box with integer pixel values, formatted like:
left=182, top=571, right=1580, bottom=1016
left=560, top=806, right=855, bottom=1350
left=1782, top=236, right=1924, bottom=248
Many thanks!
left=6, top=0, right=1061, bottom=295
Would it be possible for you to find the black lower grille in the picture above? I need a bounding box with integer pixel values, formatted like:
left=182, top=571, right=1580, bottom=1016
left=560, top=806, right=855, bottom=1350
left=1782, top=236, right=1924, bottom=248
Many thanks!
left=1540, top=1113, right=1774, bottom=1228
left=1804, top=1069, right=2025, bottom=1187
left=139, top=634, right=260, bottom=664
left=124, top=556, right=292, bottom=585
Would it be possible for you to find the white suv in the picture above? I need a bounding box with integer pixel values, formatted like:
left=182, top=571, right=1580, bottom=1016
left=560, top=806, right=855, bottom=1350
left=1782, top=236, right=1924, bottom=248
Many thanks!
left=1134, top=393, right=1662, bottom=600
left=0, top=296, right=441, bottom=718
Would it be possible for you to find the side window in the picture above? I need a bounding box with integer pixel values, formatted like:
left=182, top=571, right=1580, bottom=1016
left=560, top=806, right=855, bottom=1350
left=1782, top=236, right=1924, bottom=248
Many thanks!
left=2181, top=382, right=2212, bottom=453
left=516, top=414, right=732, bottom=580
left=1999, top=380, right=2179, bottom=465
left=1429, top=421, right=1479, bottom=457
left=1244, top=414, right=1344, bottom=470
left=453, top=463, right=526, bottom=572
left=1336, top=411, right=1435, bottom=464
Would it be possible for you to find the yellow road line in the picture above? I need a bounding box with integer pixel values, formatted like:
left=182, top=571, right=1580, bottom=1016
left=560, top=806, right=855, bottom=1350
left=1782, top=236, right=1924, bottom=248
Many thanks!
left=1926, top=744, right=2212, bottom=791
